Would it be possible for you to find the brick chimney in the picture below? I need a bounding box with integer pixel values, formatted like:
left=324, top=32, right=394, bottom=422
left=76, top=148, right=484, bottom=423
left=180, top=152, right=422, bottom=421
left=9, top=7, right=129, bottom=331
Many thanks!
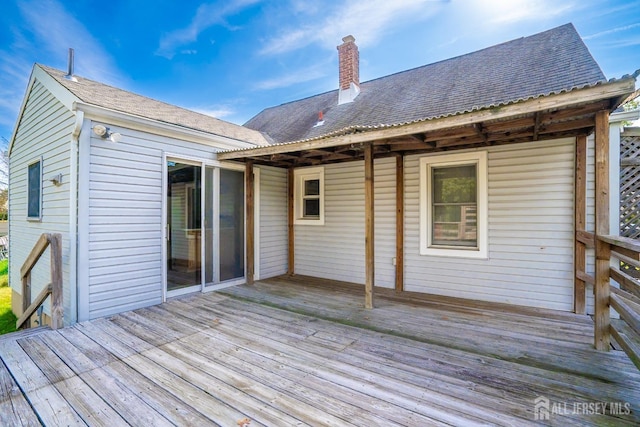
left=337, top=35, right=360, bottom=105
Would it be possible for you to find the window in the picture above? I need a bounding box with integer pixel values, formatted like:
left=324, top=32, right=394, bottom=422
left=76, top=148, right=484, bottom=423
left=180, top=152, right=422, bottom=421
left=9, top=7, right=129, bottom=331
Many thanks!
left=294, top=167, right=324, bottom=225
left=420, top=151, right=487, bottom=258
left=27, top=158, right=42, bottom=220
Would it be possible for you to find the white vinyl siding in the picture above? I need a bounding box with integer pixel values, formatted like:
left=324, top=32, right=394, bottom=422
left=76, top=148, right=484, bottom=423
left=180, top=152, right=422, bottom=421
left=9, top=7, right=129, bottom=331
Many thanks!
left=294, top=158, right=396, bottom=288
left=258, top=166, right=288, bottom=279
left=9, top=80, right=74, bottom=323
left=293, top=139, right=576, bottom=310
left=84, top=123, right=251, bottom=319
left=405, top=139, right=575, bottom=311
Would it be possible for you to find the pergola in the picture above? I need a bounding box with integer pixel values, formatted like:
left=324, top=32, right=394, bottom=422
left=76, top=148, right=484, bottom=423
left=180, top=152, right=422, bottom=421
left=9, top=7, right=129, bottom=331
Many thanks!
left=219, top=77, right=639, bottom=354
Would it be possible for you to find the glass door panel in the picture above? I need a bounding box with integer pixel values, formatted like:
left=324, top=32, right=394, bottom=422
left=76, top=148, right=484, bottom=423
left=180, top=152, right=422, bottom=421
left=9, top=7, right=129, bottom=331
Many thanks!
left=219, top=169, right=245, bottom=281
left=167, top=162, right=201, bottom=292
left=204, top=166, right=215, bottom=285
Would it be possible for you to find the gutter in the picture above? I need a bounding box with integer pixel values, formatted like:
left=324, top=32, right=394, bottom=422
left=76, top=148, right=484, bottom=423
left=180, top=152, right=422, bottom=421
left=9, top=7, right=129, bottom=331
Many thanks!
left=69, top=110, right=83, bottom=325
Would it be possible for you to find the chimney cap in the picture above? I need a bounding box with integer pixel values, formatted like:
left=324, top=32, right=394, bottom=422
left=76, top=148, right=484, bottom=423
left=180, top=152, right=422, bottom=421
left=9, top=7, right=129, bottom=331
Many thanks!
left=342, top=35, right=356, bottom=43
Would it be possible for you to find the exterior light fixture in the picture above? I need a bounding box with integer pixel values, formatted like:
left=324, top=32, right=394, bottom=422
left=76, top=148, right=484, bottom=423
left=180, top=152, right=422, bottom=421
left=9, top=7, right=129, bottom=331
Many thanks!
left=92, top=124, right=122, bottom=143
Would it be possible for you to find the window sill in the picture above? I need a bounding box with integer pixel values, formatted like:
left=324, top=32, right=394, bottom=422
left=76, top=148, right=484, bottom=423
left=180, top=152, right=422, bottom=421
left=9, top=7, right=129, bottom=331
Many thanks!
left=420, top=246, right=488, bottom=259
left=294, top=218, right=325, bottom=226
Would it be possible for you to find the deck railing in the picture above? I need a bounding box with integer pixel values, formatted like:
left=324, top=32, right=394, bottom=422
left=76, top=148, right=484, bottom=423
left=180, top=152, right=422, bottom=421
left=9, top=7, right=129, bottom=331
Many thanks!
left=16, top=233, right=63, bottom=330
left=595, top=234, right=640, bottom=370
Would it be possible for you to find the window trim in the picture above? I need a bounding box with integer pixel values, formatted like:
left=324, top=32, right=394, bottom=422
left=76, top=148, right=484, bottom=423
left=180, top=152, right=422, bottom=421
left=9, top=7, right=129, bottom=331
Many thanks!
left=27, top=157, right=43, bottom=221
left=294, top=167, right=325, bottom=225
left=419, top=151, right=488, bottom=259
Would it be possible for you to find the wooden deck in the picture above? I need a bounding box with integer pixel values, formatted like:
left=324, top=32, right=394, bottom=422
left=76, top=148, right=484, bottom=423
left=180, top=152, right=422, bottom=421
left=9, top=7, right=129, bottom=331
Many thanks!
left=1, top=276, right=639, bottom=426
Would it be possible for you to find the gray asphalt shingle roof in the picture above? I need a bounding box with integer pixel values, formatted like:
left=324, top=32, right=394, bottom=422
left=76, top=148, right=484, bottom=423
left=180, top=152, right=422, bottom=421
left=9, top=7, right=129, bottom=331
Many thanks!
left=244, top=23, right=607, bottom=144
left=39, top=65, right=269, bottom=146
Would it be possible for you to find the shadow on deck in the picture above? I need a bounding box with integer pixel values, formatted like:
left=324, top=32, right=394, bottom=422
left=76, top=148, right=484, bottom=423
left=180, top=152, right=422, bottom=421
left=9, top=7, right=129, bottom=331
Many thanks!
left=1, top=274, right=639, bottom=426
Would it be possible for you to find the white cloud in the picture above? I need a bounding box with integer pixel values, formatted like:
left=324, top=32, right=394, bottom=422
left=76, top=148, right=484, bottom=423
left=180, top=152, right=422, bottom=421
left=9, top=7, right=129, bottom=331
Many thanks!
left=584, top=22, right=640, bottom=40
left=254, top=64, right=328, bottom=90
left=0, top=0, right=123, bottom=139
left=192, top=104, right=236, bottom=119
left=16, top=0, right=122, bottom=85
left=259, top=0, right=446, bottom=55
left=156, top=0, right=261, bottom=59
left=483, top=0, right=577, bottom=25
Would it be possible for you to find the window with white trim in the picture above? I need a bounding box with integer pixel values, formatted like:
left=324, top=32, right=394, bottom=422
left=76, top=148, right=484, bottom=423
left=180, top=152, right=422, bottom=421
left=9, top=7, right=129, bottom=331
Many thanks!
left=420, top=151, right=487, bottom=258
left=27, top=158, right=43, bottom=220
left=294, top=167, right=324, bottom=225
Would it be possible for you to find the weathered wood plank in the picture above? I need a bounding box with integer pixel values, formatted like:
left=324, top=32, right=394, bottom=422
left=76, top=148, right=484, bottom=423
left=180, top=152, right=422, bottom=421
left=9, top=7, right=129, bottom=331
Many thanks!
left=19, top=233, right=50, bottom=278
left=594, top=109, right=611, bottom=351
left=17, top=336, right=132, bottom=427
left=574, top=135, right=587, bottom=315
left=0, top=357, right=41, bottom=427
left=16, top=284, right=51, bottom=330
left=576, top=270, right=595, bottom=286
left=0, top=336, right=85, bottom=425
left=364, top=142, right=374, bottom=309
left=68, top=322, right=227, bottom=426
left=611, top=322, right=640, bottom=371
left=49, top=233, right=63, bottom=329
left=610, top=292, right=640, bottom=337
left=199, top=305, right=595, bottom=426
left=599, top=235, right=640, bottom=254
left=611, top=268, right=640, bottom=300
left=4, top=273, right=640, bottom=426
left=576, top=230, right=594, bottom=248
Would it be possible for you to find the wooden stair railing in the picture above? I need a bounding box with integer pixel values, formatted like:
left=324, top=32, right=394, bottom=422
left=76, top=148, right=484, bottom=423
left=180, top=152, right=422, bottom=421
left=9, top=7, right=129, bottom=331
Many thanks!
left=16, top=233, right=63, bottom=330
left=596, top=235, right=640, bottom=370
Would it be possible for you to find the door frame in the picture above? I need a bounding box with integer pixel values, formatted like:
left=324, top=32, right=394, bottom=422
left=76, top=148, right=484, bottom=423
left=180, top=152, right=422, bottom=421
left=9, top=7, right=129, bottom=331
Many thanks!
left=161, top=152, right=258, bottom=301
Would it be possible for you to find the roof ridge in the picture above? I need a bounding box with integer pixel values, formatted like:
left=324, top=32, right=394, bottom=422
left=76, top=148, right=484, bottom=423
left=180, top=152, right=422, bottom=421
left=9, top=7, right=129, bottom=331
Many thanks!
left=247, top=24, right=582, bottom=118
left=37, top=64, right=269, bottom=146
left=37, top=64, right=239, bottom=127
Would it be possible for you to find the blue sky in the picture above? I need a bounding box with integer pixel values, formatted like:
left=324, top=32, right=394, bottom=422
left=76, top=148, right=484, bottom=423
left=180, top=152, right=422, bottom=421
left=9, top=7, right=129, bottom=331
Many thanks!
left=1, top=0, right=639, bottom=144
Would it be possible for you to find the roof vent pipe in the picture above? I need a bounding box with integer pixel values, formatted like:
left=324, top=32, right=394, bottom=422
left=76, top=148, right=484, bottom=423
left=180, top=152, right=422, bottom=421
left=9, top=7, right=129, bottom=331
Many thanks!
left=64, top=48, right=77, bottom=82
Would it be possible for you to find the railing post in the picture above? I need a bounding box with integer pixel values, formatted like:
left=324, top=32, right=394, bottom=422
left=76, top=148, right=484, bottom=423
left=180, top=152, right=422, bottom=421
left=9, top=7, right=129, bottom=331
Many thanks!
left=49, top=234, right=64, bottom=329
left=574, top=135, right=587, bottom=314
left=21, top=273, right=31, bottom=329
left=594, top=110, right=611, bottom=350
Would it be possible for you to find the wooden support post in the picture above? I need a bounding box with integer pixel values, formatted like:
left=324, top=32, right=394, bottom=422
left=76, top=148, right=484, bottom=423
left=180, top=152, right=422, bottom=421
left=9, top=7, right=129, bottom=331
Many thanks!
left=287, top=167, right=295, bottom=276
left=574, top=135, right=587, bottom=314
left=594, top=110, right=610, bottom=351
left=246, top=161, right=255, bottom=285
left=364, top=143, right=374, bottom=309
left=395, top=154, right=404, bottom=292
left=49, top=233, right=63, bottom=329
left=21, top=274, right=31, bottom=329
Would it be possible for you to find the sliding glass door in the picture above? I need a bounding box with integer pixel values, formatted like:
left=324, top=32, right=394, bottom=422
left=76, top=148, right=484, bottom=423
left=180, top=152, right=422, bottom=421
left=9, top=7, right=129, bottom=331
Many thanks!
left=167, top=162, right=202, bottom=292
left=165, top=158, right=246, bottom=296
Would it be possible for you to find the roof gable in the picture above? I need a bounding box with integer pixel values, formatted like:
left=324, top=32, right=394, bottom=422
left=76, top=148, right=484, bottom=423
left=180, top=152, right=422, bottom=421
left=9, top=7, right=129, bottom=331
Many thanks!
left=244, top=23, right=607, bottom=144
left=38, top=65, right=269, bottom=146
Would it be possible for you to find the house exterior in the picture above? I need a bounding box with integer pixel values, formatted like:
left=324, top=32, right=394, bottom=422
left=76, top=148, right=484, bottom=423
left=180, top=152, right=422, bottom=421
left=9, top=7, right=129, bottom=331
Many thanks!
left=8, top=64, right=269, bottom=324
left=8, top=23, right=638, bottom=327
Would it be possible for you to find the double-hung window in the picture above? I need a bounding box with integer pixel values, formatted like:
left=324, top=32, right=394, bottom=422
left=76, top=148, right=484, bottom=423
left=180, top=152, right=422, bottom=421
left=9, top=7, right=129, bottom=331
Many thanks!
left=294, top=167, right=324, bottom=225
left=420, top=151, right=487, bottom=258
left=27, top=158, right=43, bottom=221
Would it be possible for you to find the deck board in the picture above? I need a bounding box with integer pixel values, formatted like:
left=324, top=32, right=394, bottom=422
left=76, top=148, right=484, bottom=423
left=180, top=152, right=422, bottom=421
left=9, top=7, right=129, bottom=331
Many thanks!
left=1, top=275, right=639, bottom=426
